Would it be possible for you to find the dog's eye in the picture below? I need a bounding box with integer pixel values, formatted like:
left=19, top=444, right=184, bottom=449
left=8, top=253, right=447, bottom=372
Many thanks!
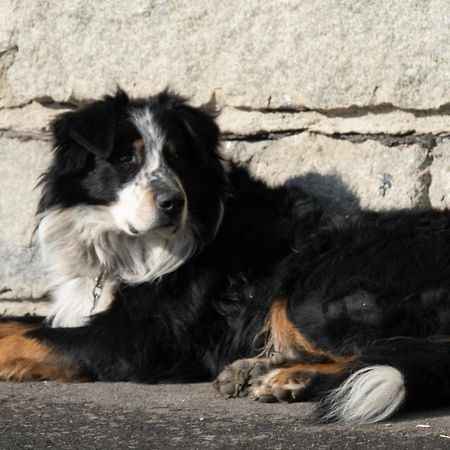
left=109, top=147, right=139, bottom=167
left=118, top=153, right=136, bottom=164
left=110, top=139, right=144, bottom=167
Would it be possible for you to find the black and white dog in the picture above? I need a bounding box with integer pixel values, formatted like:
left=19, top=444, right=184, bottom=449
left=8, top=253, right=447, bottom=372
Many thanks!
left=1, top=89, right=450, bottom=424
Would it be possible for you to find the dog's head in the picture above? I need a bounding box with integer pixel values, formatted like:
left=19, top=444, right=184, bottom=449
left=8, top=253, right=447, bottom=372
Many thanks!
left=40, top=89, right=226, bottom=241
left=38, top=90, right=227, bottom=283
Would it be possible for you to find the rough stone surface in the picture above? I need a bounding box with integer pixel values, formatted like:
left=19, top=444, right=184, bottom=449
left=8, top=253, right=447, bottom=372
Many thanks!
left=0, top=101, right=67, bottom=134
left=0, top=138, right=51, bottom=300
left=429, top=140, right=450, bottom=208
left=2, top=0, right=450, bottom=110
left=224, top=134, right=432, bottom=211
left=0, top=382, right=449, bottom=449
left=0, top=298, right=49, bottom=317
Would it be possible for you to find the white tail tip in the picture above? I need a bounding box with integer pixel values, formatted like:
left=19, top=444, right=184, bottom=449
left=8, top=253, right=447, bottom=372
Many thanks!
left=318, top=365, right=406, bottom=424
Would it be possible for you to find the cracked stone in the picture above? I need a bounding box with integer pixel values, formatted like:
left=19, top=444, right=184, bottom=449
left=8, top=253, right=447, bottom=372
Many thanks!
left=0, top=101, right=70, bottom=134
left=218, top=108, right=450, bottom=139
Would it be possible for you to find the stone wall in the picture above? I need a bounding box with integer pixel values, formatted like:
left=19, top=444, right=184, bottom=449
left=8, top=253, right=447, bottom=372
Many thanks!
left=1, top=0, right=450, bottom=313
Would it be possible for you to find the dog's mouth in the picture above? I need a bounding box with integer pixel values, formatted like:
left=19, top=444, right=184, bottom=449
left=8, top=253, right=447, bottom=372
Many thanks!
left=125, top=220, right=180, bottom=238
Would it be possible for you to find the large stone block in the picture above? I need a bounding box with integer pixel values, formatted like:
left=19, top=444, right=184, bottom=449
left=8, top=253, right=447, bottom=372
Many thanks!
left=2, top=1, right=450, bottom=110
left=223, top=133, right=430, bottom=211
left=0, top=137, right=51, bottom=299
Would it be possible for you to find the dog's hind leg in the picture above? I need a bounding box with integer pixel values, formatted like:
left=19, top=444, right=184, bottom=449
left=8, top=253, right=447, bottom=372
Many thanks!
left=215, top=297, right=352, bottom=399
left=0, top=322, right=86, bottom=381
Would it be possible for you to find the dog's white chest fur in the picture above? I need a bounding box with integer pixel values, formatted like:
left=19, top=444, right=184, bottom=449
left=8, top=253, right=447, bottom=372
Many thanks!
left=49, top=276, right=116, bottom=327
left=38, top=206, right=197, bottom=327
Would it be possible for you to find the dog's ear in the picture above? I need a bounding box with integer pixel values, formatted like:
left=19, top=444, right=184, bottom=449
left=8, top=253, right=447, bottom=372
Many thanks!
left=181, top=107, right=220, bottom=157
left=157, top=91, right=220, bottom=159
left=52, top=89, right=129, bottom=158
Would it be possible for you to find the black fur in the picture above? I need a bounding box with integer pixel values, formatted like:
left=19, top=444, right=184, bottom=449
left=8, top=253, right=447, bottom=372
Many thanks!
left=6, top=90, right=450, bottom=422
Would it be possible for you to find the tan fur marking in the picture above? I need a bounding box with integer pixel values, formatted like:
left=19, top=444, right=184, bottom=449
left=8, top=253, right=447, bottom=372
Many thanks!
left=0, top=323, right=83, bottom=381
left=263, top=298, right=334, bottom=360
left=167, top=142, right=177, bottom=156
left=142, top=190, right=155, bottom=207
left=132, top=138, right=145, bottom=151
left=270, top=359, right=354, bottom=386
left=134, top=190, right=156, bottom=224
left=0, top=322, right=37, bottom=339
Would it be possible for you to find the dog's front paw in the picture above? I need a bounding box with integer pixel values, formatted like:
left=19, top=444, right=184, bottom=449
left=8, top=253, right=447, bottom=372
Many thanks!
left=214, top=357, right=273, bottom=398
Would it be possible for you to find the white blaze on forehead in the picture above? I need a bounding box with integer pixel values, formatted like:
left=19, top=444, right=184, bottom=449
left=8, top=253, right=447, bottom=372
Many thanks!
left=129, top=107, right=165, bottom=172
left=127, top=105, right=189, bottom=227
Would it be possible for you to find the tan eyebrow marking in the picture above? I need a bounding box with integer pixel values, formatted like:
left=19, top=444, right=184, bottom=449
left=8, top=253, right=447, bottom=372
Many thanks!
left=167, top=141, right=177, bottom=155
left=132, top=139, right=145, bottom=151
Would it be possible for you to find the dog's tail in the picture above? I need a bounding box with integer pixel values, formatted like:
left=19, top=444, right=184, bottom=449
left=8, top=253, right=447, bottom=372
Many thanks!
left=316, top=337, right=450, bottom=424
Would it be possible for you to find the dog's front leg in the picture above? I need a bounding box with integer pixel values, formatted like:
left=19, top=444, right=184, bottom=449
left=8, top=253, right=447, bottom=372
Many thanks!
left=0, top=321, right=86, bottom=381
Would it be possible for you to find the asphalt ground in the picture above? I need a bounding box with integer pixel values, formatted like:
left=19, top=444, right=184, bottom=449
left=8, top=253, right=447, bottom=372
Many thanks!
left=0, top=382, right=449, bottom=449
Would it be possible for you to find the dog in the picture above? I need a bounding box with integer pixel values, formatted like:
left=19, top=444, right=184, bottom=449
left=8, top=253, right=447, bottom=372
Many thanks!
left=0, top=89, right=449, bottom=424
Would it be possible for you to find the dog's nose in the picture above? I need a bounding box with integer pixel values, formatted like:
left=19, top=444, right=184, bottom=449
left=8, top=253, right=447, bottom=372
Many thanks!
left=155, top=191, right=184, bottom=215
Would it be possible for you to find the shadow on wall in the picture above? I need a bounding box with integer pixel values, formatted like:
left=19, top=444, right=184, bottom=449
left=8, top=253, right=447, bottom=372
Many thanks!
left=286, top=172, right=361, bottom=212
